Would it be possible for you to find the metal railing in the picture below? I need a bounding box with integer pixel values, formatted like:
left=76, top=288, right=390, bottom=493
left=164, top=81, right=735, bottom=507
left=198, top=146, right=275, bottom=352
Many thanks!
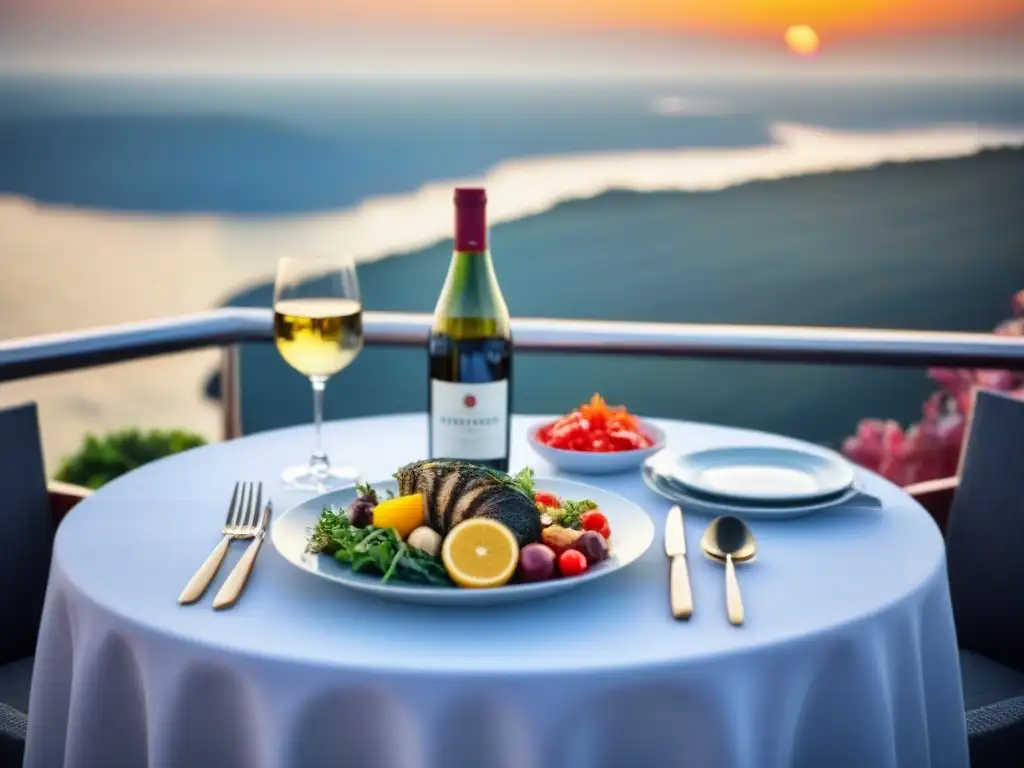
left=2, top=308, right=1023, bottom=440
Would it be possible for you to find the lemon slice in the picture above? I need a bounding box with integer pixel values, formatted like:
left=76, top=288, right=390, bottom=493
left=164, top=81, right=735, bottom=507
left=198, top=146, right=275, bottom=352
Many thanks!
left=372, top=493, right=425, bottom=539
left=441, top=518, right=520, bottom=589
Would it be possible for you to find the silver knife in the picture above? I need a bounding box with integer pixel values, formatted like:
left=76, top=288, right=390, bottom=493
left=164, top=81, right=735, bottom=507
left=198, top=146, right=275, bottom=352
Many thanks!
left=213, top=502, right=272, bottom=610
left=665, top=505, right=693, bottom=620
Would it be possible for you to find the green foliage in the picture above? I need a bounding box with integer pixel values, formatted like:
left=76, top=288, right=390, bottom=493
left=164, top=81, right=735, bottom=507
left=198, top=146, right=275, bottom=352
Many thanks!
left=550, top=499, right=598, bottom=530
left=309, top=505, right=451, bottom=586
left=55, top=428, right=207, bottom=489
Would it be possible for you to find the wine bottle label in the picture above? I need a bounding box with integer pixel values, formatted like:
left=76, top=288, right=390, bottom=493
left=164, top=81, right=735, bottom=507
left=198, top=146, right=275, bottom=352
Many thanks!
left=430, top=379, right=509, bottom=460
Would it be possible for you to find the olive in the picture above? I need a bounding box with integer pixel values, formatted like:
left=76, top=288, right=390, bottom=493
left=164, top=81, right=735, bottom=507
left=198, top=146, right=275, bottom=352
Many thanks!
left=573, top=531, right=608, bottom=565
left=518, top=543, right=557, bottom=582
left=347, top=497, right=376, bottom=528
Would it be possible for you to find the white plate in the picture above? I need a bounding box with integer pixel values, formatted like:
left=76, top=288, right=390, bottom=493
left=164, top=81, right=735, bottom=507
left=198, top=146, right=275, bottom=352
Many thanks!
left=271, top=476, right=655, bottom=606
left=667, top=445, right=855, bottom=503
left=642, top=458, right=878, bottom=520
left=526, top=420, right=666, bottom=475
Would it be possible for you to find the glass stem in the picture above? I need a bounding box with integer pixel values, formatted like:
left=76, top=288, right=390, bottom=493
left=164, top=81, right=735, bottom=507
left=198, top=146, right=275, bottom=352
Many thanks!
left=309, top=376, right=330, bottom=477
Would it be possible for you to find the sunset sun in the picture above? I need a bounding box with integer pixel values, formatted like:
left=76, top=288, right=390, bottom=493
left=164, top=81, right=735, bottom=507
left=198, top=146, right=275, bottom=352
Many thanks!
left=785, top=25, right=820, bottom=57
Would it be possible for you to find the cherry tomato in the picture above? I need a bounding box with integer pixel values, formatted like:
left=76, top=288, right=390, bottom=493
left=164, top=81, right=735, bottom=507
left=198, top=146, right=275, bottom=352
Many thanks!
left=599, top=523, right=611, bottom=540
left=581, top=510, right=608, bottom=532
left=534, top=491, right=560, bottom=508
left=558, top=549, right=588, bottom=577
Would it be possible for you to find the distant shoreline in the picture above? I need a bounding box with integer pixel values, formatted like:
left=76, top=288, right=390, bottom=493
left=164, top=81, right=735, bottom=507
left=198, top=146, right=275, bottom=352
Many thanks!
left=3, top=120, right=1023, bottom=266
left=366, top=142, right=1024, bottom=263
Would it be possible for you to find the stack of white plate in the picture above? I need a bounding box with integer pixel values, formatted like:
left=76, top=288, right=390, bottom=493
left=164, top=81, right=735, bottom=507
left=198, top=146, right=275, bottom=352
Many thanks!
left=643, top=445, right=876, bottom=520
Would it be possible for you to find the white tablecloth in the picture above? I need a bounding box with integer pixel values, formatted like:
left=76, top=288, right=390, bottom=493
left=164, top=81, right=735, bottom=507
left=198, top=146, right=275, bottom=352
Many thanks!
left=26, top=415, right=968, bottom=768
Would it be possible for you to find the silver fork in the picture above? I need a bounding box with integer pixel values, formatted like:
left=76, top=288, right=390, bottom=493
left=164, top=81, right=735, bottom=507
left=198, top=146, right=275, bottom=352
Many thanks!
left=178, top=482, right=263, bottom=605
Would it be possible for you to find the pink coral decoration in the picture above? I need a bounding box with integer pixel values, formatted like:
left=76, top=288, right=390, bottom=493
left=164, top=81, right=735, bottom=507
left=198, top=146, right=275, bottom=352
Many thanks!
left=841, top=290, right=1024, bottom=485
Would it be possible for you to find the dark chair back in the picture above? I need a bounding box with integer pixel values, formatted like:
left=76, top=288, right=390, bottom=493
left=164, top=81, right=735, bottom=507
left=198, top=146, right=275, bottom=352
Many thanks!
left=0, top=403, right=55, bottom=665
left=945, top=390, right=1024, bottom=672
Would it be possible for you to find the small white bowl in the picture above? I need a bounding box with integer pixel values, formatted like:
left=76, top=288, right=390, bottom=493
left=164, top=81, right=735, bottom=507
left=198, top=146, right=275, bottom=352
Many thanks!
left=527, top=419, right=666, bottom=475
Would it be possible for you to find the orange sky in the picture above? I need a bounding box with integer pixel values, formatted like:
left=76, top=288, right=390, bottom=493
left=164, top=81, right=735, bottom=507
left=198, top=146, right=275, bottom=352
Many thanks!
left=6, top=0, right=1024, bottom=39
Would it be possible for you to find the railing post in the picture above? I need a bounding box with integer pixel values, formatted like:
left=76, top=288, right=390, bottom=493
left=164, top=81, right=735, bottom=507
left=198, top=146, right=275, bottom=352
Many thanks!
left=220, top=345, right=242, bottom=441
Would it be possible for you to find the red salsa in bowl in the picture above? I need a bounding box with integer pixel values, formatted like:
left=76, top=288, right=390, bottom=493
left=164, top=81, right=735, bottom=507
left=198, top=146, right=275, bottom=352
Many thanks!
left=535, top=394, right=655, bottom=453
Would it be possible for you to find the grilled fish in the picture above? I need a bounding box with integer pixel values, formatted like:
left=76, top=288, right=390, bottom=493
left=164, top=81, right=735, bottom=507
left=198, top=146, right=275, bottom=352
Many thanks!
left=394, top=460, right=541, bottom=547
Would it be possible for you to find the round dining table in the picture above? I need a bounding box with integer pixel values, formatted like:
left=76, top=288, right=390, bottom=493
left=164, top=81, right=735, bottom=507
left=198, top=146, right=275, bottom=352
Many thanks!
left=26, top=414, right=968, bottom=768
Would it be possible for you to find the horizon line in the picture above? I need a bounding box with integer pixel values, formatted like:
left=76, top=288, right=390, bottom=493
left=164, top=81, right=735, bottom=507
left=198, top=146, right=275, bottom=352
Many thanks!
left=2, top=65, right=1023, bottom=83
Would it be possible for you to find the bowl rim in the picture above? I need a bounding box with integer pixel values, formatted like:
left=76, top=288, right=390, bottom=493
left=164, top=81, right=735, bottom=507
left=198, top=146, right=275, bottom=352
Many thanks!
left=527, top=417, right=666, bottom=456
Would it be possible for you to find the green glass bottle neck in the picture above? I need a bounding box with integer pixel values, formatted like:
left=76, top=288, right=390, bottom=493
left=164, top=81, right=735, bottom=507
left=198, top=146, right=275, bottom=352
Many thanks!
left=433, top=249, right=510, bottom=338
left=452, top=248, right=496, bottom=282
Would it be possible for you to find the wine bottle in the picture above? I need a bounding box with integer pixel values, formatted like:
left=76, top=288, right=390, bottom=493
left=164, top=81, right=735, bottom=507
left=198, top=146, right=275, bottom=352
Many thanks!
left=428, top=187, right=512, bottom=472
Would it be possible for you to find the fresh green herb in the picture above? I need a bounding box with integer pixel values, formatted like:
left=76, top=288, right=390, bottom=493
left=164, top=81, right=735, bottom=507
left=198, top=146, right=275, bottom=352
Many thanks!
left=541, top=498, right=597, bottom=530
left=381, top=542, right=407, bottom=583
left=307, top=507, right=450, bottom=586
left=354, top=482, right=379, bottom=504
left=562, top=499, right=598, bottom=528
left=508, top=466, right=536, bottom=498
left=308, top=507, right=347, bottom=555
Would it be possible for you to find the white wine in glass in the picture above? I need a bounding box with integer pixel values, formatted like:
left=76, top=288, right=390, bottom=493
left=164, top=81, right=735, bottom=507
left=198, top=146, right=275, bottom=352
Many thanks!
left=273, top=257, right=363, bottom=491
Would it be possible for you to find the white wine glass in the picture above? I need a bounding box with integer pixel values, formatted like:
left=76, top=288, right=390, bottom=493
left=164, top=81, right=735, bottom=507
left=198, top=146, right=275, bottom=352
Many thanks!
left=273, top=256, right=363, bottom=491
